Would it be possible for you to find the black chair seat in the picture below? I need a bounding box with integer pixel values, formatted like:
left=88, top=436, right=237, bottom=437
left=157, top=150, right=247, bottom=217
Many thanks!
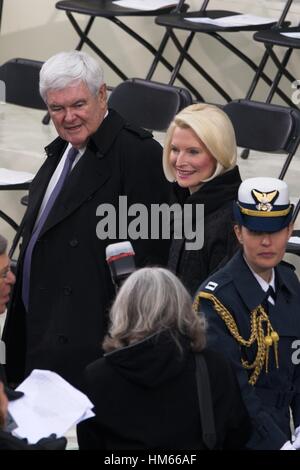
left=156, top=10, right=278, bottom=32
left=254, top=26, right=300, bottom=48
left=56, top=0, right=177, bottom=17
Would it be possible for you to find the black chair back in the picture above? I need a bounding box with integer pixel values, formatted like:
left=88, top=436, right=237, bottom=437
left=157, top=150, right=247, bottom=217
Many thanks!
left=108, top=78, right=193, bottom=132
left=223, top=99, right=300, bottom=179
left=0, top=58, right=46, bottom=110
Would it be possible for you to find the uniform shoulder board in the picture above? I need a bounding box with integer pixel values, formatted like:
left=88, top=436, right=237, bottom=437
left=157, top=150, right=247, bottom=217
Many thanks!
left=200, top=272, right=231, bottom=294
left=124, top=122, right=153, bottom=139
left=279, top=259, right=296, bottom=271
left=204, top=281, right=219, bottom=292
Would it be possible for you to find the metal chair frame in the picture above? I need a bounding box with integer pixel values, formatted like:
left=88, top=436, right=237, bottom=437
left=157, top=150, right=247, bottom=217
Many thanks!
left=250, top=23, right=300, bottom=106
left=153, top=0, right=293, bottom=102
left=55, top=0, right=192, bottom=90
left=0, top=58, right=46, bottom=231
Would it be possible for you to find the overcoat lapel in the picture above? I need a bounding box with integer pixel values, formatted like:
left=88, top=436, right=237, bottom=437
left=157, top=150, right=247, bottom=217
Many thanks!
left=20, top=138, right=66, bottom=239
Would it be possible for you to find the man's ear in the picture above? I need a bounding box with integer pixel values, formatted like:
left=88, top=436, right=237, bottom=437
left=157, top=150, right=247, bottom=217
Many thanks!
left=98, top=83, right=107, bottom=104
left=234, top=224, right=243, bottom=244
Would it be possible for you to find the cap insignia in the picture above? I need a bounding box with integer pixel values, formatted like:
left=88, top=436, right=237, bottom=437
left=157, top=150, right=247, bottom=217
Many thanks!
left=251, top=189, right=279, bottom=212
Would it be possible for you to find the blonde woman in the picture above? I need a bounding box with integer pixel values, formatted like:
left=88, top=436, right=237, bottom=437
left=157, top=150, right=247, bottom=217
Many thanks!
left=164, top=103, right=241, bottom=295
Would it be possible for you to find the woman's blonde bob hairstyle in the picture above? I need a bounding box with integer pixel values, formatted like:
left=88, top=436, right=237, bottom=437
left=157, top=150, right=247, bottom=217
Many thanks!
left=103, top=267, right=206, bottom=353
left=163, top=103, right=237, bottom=182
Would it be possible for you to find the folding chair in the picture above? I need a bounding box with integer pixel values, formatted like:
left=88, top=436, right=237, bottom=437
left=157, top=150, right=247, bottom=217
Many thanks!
left=154, top=0, right=292, bottom=102
left=55, top=0, right=189, bottom=85
left=251, top=25, right=300, bottom=107
left=0, top=58, right=46, bottom=231
left=223, top=99, right=300, bottom=180
left=108, top=77, right=193, bottom=131
left=223, top=99, right=300, bottom=255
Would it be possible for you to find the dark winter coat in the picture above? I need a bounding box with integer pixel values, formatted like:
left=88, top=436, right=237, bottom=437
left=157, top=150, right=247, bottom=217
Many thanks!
left=3, top=110, right=171, bottom=388
left=77, top=330, right=251, bottom=450
left=168, top=166, right=241, bottom=296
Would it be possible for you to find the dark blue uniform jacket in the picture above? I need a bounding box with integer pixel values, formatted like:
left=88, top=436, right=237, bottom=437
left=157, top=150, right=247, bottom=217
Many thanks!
left=196, top=250, right=300, bottom=450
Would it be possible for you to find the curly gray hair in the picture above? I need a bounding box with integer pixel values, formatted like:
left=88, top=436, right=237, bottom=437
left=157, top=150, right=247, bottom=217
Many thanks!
left=103, top=267, right=206, bottom=353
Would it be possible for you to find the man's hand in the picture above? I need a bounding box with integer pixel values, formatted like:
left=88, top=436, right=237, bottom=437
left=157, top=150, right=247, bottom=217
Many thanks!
left=32, top=434, right=67, bottom=450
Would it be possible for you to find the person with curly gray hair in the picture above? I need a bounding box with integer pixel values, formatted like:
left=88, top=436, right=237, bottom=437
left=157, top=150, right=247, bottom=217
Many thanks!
left=77, top=267, right=250, bottom=450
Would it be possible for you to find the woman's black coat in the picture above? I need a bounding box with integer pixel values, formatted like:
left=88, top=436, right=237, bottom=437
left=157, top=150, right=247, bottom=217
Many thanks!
left=168, top=166, right=242, bottom=296
left=77, top=331, right=251, bottom=450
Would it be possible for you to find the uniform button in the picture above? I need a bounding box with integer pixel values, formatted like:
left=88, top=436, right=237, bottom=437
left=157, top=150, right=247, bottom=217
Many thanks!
left=57, top=335, right=68, bottom=345
left=63, top=286, right=72, bottom=296
left=69, top=238, right=78, bottom=247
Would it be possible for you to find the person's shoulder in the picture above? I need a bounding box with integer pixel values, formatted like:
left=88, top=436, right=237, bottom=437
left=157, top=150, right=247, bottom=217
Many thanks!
left=123, top=122, right=154, bottom=140
left=278, top=259, right=296, bottom=274
left=193, top=260, right=236, bottom=314
left=106, top=108, right=156, bottom=141
left=197, top=264, right=233, bottom=297
left=277, top=259, right=300, bottom=289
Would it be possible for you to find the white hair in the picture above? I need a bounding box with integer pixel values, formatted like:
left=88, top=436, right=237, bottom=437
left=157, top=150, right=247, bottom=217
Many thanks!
left=39, top=50, right=105, bottom=102
left=103, top=267, right=207, bottom=353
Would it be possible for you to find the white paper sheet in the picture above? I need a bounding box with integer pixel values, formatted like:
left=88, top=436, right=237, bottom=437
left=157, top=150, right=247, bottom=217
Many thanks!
left=8, top=369, right=95, bottom=444
left=0, top=168, right=34, bottom=185
left=289, top=236, right=300, bottom=245
left=185, top=14, right=277, bottom=28
left=113, top=0, right=178, bottom=11
left=281, top=32, right=300, bottom=39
